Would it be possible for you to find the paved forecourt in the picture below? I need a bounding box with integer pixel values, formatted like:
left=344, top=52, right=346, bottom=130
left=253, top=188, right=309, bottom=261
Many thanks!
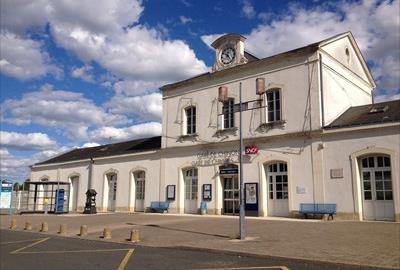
left=1, top=230, right=387, bottom=270
left=0, top=212, right=399, bottom=269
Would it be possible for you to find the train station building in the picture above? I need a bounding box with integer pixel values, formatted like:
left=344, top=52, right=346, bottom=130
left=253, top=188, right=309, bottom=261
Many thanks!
left=30, top=32, right=400, bottom=222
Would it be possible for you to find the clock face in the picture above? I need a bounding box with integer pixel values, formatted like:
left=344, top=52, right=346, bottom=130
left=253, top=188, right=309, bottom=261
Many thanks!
left=220, top=47, right=236, bottom=65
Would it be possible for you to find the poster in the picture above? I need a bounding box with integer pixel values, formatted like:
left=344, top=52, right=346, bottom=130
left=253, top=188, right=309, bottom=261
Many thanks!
left=166, top=185, right=175, bottom=200
left=0, top=181, right=12, bottom=209
left=202, top=184, right=212, bottom=200
left=245, top=183, right=257, bottom=204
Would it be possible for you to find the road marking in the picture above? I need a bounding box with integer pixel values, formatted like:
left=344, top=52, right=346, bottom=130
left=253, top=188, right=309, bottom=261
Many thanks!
left=0, top=238, right=47, bottom=245
left=189, top=267, right=290, bottom=270
left=117, top=249, right=134, bottom=270
left=10, top=237, right=50, bottom=254
left=14, top=248, right=134, bottom=254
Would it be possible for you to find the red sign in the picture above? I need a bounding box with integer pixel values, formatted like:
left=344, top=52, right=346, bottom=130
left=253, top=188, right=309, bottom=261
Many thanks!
left=245, top=145, right=258, bottom=155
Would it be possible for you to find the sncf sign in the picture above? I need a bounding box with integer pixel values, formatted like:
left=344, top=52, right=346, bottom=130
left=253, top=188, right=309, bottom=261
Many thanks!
left=245, top=145, right=258, bottom=155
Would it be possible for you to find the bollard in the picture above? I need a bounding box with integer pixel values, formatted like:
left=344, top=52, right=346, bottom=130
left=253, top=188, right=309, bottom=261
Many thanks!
left=40, top=222, right=48, bottom=232
left=10, top=218, right=17, bottom=230
left=103, top=228, right=111, bottom=239
left=58, top=224, right=67, bottom=235
left=24, top=222, right=32, bottom=231
left=79, top=225, right=88, bottom=237
left=129, top=229, right=140, bottom=242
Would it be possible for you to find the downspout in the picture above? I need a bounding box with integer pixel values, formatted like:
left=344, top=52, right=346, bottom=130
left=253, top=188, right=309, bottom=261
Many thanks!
left=319, top=53, right=325, bottom=127
left=88, top=158, right=94, bottom=189
left=349, top=156, right=357, bottom=220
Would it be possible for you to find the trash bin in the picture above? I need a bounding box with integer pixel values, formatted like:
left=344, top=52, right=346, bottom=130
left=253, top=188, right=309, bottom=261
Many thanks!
left=200, top=201, right=207, bottom=215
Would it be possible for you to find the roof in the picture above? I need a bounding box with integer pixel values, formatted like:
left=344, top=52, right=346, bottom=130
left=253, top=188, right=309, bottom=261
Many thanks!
left=161, top=32, right=375, bottom=92
left=34, top=136, right=161, bottom=166
left=325, top=100, right=400, bottom=129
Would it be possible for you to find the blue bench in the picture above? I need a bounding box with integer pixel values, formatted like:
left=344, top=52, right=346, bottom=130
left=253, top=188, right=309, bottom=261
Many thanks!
left=149, top=201, right=170, bottom=213
left=299, top=203, right=336, bottom=220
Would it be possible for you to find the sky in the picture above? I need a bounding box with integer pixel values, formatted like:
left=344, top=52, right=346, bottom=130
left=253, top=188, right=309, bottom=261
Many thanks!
left=0, top=0, right=399, bottom=182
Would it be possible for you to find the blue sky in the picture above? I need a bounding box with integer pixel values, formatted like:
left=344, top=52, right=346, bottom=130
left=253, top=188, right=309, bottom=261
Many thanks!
left=1, top=0, right=399, bottom=181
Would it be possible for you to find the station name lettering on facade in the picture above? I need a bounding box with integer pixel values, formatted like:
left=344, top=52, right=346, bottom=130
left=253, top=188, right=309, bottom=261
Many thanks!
left=192, top=150, right=239, bottom=166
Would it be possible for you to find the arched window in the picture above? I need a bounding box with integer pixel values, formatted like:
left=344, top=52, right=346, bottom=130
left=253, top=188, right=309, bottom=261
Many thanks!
left=134, top=171, right=145, bottom=201
left=267, top=162, right=288, bottom=199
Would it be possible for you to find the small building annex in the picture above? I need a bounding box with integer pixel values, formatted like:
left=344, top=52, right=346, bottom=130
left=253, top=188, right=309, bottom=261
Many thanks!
left=30, top=32, right=400, bottom=222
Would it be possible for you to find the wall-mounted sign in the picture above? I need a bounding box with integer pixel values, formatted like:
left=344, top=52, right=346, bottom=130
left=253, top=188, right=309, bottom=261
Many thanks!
left=166, top=185, right=175, bottom=200
left=330, top=168, right=344, bottom=179
left=219, top=167, right=238, bottom=175
left=202, top=184, right=212, bottom=201
left=245, top=145, right=258, bottom=155
left=296, top=186, right=306, bottom=194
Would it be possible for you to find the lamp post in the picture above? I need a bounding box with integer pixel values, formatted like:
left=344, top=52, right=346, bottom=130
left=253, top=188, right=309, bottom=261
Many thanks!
left=238, top=82, right=245, bottom=240
left=219, top=79, right=266, bottom=240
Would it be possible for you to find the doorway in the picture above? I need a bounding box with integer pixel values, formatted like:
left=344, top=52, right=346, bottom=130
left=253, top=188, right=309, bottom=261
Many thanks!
left=134, top=171, right=145, bottom=212
left=183, top=168, right=198, bottom=214
left=266, top=162, right=289, bottom=217
left=69, top=176, right=79, bottom=212
left=107, top=173, right=117, bottom=212
left=360, top=155, right=394, bottom=221
left=223, top=176, right=239, bottom=215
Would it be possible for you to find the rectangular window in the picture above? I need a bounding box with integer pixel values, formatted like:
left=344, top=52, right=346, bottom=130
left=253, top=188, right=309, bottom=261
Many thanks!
left=266, top=89, right=281, bottom=122
left=186, top=106, right=196, bottom=135
left=223, top=99, right=235, bottom=129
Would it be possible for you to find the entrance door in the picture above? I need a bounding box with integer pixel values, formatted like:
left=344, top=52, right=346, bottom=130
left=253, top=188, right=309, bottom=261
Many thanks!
left=360, top=156, right=394, bottom=221
left=266, top=162, right=289, bottom=217
left=135, top=171, right=145, bottom=212
left=107, top=174, right=117, bottom=212
left=223, top=177, right=239, bottom=215
left=184, top=168, right=198, bottom=214
left=70, top=176, right=79, bottom=212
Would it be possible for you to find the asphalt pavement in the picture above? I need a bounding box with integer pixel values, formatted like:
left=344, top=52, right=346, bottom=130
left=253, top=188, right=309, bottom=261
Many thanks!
left=0, top=230, right=387, bottom=270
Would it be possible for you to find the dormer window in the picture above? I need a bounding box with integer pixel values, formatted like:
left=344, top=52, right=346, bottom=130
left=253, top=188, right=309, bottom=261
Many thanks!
left=223, top=98, right=235, bottom=129
left=266, top=89, right=281, bottom=122
left=185, top=106, right=196, bottom=135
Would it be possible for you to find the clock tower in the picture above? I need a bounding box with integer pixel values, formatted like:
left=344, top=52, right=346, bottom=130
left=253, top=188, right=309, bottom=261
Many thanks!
left=211, top=34, right=248, bottom=72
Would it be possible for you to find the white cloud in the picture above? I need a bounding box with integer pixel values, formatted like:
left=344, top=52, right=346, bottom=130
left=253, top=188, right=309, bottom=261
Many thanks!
left=112, top=80, right=162, bottom=96
left=0, top=31, right=62, bottom=80
left=0, top=131, right=57, bottom=150
left=1, top=0, right=208, bottom=88
left=0, top=146, right=71, bottom=181
left=89, top=122, right=161, bottom=143
left=0, top=0, right=50, bottom=33
left=1, top=85, right=128, bottom=140
left=374, top=93, right=400, bottom=103
left=81, top=142, right=100, bottom=148
left=47, top=0, right=208, bottom=84
left=241, top=0, right=256, bottom=19
left=105, top=93, right=162, bottom=121
left=179, top=16, right=193, bottom=24
left=71, top=65, right=94, bottom=82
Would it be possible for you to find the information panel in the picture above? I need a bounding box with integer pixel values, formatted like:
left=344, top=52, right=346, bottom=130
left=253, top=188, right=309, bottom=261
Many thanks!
left=0, top=181, right=13, bottom=210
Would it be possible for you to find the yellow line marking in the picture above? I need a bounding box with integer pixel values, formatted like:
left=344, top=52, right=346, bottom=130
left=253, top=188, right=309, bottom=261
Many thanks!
left=10, top=237, right=50, bottom=254
left=0, top=238, right=47, bottom=245
left=16, top=248, right=133, bottom=254
left=117, top=249, right=134, bottom=270
left=189, top=267, right=290, bottom=270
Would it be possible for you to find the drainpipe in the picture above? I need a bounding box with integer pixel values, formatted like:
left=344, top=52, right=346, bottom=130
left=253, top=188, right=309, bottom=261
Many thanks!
left=88, top=158, right=94, bottom=189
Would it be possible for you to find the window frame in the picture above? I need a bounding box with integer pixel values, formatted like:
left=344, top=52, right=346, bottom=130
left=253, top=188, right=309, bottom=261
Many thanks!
left=265, top=88, right=282, bottom=123
left=185, top=106, right=197, bottom=135
left=222, top=98, right=235, bottom=129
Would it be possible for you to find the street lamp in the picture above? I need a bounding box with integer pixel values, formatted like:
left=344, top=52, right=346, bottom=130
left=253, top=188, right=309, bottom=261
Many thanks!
left=218, top=79, right=266, bottom=240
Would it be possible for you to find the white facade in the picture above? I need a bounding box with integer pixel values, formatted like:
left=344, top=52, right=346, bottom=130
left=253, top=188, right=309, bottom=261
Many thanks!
left=30, top=33, right=399, bottom=222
